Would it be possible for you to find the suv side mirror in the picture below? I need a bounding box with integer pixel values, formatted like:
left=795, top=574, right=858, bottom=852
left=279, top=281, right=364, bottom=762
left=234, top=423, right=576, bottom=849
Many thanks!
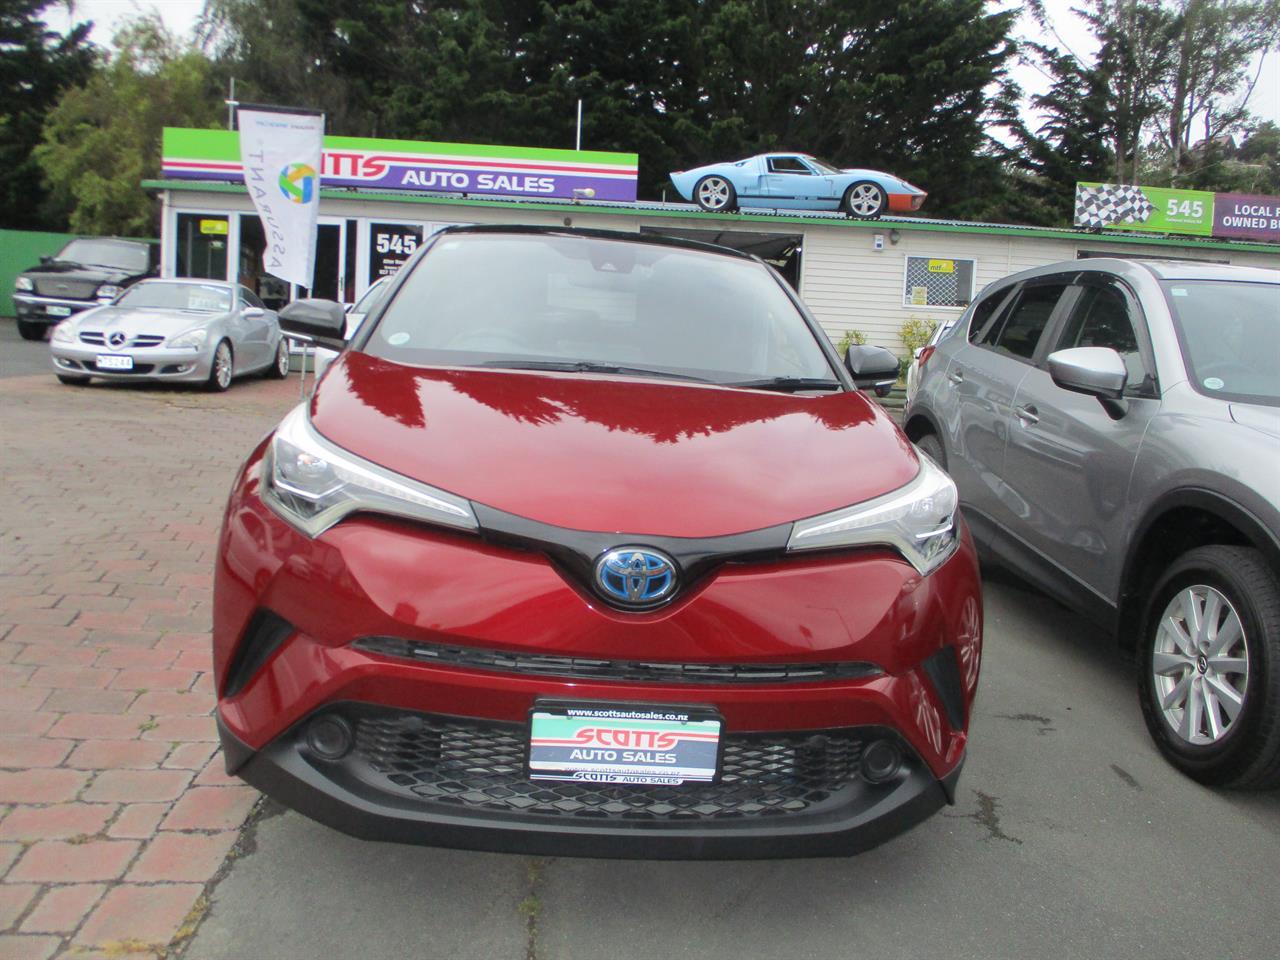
left=1048, top=347, right=1127, bottom=399
left=844, top=344, right=900, bottom=392
left=279, top=299, right=347, bottom=351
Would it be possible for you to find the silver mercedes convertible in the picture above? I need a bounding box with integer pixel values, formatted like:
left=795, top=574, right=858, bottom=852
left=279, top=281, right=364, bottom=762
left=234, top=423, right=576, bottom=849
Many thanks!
left=49, top=278, right=289, bottom=391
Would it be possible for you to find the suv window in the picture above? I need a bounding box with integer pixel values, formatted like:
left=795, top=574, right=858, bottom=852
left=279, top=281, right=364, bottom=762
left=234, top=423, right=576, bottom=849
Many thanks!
left=982, top=283, right=1068, bottom=360
left=1055, top=285, right=1147, bottom=386
left=966, top=289, right=1007, bottom=343
left=768, top=157, right=811, bottom=174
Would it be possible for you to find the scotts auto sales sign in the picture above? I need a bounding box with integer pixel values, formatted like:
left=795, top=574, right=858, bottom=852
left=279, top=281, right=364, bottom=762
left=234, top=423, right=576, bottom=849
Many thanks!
left=163, top=128, right=638, bottom=203
left=1075, top=183, right=1280, bottom=243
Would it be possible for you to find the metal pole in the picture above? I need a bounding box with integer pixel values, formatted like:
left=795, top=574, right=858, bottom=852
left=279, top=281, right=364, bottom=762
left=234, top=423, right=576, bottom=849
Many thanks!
left=226, top=78, right=237, bottom=131
left=575, top=99, right=582, bottom=151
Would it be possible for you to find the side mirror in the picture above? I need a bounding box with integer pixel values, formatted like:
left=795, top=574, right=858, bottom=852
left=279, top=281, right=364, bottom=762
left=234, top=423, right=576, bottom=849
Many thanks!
left=40, top=255, right=52, bottom=265
left=279, top=298, right=347, bottom=351
left=844, top=344, right=900, bottom=392
left=1048, top=347, right=1127, bottom=400
left=242, top=306, right=264, bottom=319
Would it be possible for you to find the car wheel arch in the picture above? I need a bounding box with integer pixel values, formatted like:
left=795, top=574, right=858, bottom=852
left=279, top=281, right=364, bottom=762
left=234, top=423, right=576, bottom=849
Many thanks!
left=1118, top=489, right=1280, bottom=652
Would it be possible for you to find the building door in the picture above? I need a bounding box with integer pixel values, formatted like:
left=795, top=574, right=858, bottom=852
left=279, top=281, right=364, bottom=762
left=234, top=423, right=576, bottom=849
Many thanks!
left=237, top=215, right=357, bottom=308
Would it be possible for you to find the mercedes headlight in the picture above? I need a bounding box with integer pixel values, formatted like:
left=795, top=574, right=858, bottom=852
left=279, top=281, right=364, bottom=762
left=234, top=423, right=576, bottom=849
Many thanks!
left=167, top=328, right=208, bottom=350
left=786, top=449, right=959, bottom=575
left=51, top=323, right=76, bottom=344
left=96, top=284, right=122, bottom=301
left=15, top=276, right=33, bottom=292
left=261, top=404, right=478, bottom=538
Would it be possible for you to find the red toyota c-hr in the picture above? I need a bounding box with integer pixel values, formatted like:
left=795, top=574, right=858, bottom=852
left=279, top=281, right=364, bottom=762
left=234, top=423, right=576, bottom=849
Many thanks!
left=212, top=225, right=982, bottom=859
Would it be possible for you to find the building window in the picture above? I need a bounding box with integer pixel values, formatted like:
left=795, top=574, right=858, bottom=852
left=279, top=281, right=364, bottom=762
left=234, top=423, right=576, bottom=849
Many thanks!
left=902, top=256, right=975, bottom=308
left=175, top=213, right=228, bottom=280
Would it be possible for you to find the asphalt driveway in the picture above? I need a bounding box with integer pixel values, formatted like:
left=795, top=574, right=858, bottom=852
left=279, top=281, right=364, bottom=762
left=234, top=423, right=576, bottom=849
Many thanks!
left=182, top=582, right=1280, bottom=960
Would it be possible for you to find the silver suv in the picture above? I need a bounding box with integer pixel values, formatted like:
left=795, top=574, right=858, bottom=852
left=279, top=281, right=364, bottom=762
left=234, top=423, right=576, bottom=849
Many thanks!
left=906, top=258, right=1279, bottom=788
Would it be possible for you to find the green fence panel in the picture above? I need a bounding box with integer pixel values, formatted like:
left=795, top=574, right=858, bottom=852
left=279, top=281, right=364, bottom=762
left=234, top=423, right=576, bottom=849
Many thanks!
left=1, top=229, right=78, bottom=318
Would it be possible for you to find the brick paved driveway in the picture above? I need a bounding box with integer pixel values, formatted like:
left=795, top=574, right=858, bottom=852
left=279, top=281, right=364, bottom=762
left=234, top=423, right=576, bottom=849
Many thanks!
left=0, top=373, right=299, bottom=959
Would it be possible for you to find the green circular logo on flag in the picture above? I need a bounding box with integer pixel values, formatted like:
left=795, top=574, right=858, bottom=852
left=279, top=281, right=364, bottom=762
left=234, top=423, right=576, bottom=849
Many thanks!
left=278, top=163, right=317, bottom=204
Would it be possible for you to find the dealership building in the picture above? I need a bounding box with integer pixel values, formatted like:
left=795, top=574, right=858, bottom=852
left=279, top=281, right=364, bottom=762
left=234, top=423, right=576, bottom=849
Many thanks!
left=148, top=128, right=1280, bottom=353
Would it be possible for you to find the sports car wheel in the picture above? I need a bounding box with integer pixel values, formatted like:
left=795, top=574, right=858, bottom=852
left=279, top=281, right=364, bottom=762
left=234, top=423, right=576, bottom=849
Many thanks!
left=207, top=340, right=234, bottom=392
left=695, top=176, right=737, bottom=213
left=266, top=338, right=290, bottom=379
left=1138, top=545, right=1280, bottom=789
left=843, top=181, right=887, bottom=219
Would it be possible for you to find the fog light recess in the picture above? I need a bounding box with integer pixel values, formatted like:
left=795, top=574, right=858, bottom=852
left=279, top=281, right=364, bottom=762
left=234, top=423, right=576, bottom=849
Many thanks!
left=861, top=739, right=903, bottom=784
left=306, top=715, right=353, bottom=761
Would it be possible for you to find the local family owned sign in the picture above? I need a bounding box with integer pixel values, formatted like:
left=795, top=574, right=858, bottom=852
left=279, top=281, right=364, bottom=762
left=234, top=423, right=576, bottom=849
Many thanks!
left=1075, top=182, right=1280, bottom=243
left=162, top=127, right=639, bottom=203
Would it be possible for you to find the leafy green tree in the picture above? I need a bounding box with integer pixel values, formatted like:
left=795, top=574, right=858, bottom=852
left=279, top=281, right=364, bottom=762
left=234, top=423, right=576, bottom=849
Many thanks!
left=35, top=16, right=223, bottom=236
left=0, top=0, right=96, bottom=229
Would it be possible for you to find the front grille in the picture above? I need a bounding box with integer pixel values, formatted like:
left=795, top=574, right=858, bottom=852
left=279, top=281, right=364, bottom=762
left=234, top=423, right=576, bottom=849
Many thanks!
left=336, top=706, right=877, bottom=822
left=80, top=332, right=164, bottom=348
left=35, top=278, right=96, bottom=299
left=352, top=636, right=881, bottom=685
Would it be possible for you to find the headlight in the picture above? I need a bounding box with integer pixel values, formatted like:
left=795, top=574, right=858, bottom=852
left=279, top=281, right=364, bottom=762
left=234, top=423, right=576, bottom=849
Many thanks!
left=51, top=323, right=76, bottom=344
left=15, top=276, right=33, bottom=292
left=261, top=404, right=478, bottom=538
left=167, top=328, right=208, bottom=350
left=96, top=284, right=122, bottom=300
left=786, top=449, right=959, bottom=575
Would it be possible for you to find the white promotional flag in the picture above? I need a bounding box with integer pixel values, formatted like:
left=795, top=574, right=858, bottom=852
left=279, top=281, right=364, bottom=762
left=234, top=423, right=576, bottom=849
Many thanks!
left=237, top=109, right=324, bottom=289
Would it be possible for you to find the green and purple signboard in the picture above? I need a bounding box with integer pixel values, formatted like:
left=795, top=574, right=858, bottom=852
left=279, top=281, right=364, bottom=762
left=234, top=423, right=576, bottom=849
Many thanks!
left=162, top=128, right=639, bottom=203
left=1075, top=182, right=1280, bottom=242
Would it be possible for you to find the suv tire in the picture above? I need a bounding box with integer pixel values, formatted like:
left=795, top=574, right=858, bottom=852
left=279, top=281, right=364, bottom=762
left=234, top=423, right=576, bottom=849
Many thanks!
left=1138, top=545, right=1280, bottom=789
left=17, top=320, right=47, bottom=341
left=916, top=432, right=947, bottom=470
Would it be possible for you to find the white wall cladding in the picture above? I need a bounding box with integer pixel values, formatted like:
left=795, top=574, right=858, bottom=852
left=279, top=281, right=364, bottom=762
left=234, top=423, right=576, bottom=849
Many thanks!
left=166, top=189, right=1280, bottom=355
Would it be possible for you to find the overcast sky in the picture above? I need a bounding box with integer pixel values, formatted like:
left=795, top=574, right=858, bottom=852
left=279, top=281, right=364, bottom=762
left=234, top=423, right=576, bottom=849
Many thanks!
left=46, top=0, right=1280, bottom=140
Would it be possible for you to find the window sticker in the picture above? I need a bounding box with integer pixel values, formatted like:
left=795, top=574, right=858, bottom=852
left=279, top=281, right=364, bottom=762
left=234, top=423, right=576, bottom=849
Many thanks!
left=1170, top=287, right=1188, bottom=297
left=1203, top=377, right=1225, bottom=390
left=387, top=332, right=410, bottom=346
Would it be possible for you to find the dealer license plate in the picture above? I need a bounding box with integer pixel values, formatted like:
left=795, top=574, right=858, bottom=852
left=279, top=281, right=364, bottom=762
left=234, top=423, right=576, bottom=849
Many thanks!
left=95, top=355, right=133, bottom=370
left=47, top=306, right=72, bottom=317
left=528, top=701, right=721, bottom=785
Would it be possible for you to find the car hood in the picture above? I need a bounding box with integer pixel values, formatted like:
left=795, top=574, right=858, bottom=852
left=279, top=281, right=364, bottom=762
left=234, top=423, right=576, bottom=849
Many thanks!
left=308, top=353, right=918, bottom=538
left=22, top=262, right=136, bottom=285
left=75, top=305, right=225, bottom=336
left=1230, top=402, right=1280, bottom=441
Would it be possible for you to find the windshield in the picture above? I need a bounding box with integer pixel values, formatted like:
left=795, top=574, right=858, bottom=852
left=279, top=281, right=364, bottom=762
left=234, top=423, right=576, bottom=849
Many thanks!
left=363, top=233, right=836, bottom=385
left=116, top=282, right=231, bottom=312
left=1162, top=280, right=1279, bottom=406
left=56, top=239, right=150, bottom=273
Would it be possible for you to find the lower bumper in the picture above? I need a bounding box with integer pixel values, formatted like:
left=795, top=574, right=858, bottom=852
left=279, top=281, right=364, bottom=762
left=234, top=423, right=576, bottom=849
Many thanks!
left=218, top=707, right=961, bottom=860
left=888, top=193, right=926, bottom=212
left=15, top=296, right=97, bottom=323
left=50, top=346, right=212, bottom=382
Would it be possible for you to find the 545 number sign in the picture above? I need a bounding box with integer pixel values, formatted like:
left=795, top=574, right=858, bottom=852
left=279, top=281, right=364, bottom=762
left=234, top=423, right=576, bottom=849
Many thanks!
left=369, top=223, right=424, bottom=279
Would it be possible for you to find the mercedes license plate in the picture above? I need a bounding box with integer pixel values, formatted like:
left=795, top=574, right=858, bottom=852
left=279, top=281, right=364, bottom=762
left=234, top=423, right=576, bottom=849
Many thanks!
left=528, top=701, right=721, bottom=785
left=47, top=306, right=72, bottom=317
left=95, top=355, right=133, bottom=370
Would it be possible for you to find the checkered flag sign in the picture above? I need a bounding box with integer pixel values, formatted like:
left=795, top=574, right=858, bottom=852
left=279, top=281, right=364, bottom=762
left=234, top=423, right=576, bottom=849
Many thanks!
left=1075, top=183, right=1155, bottom=228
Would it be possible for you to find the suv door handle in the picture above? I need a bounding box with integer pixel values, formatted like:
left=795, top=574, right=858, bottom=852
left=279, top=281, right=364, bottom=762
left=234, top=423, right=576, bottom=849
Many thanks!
left=1015, top=404, right=1040, bottom=425
left=947, top=370, right=964, bottom=384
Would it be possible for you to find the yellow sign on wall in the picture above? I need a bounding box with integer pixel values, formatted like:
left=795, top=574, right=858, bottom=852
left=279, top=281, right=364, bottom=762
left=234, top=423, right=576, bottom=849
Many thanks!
left=927, top=259, right=955, bottom=273
left=199, top=219, right=229, bottom=235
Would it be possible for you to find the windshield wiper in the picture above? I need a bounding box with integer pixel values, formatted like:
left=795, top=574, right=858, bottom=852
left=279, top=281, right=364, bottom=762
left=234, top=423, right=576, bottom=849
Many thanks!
left=727, top=376, right=843, bottom=392
left=475, top=359, right=707, bottom=382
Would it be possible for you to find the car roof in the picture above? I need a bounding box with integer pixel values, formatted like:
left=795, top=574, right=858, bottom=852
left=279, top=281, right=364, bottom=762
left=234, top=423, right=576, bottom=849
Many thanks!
left=987, top=257, right=1279, bottom=290
left=433, top=223, right=758, bottom=263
